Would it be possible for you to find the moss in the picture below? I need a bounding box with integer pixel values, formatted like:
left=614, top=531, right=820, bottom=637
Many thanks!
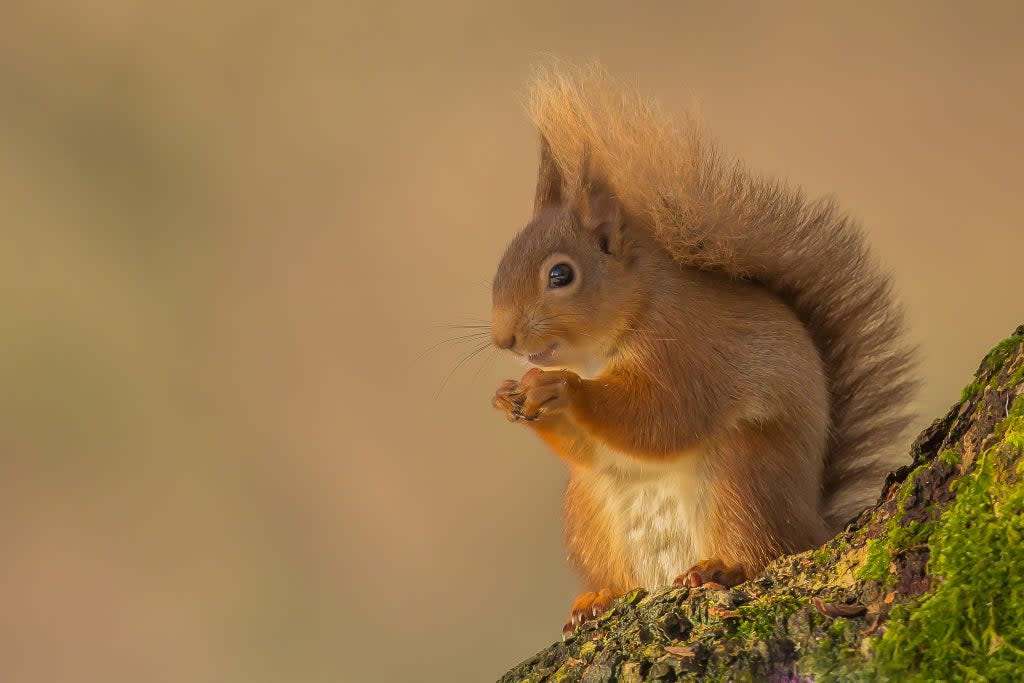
left=854, top=497, right=926, bottom=584
left=811, top=546, right=831, bottom=565
left=548, top=666, right=570, bottom=682
left=797, top=615, right=871, bottom=683
left=891, top=466, right=928, bottom=516
left=619, top=587, right=647, bottom=606
left=887, top=519, right=934, bottom=550
left=871, top=424, right=1024, bottom=680
left=982, top=335, right=1023, bottom=373
left=577, top=640, right=597, bottom=658
left=734, top=594, right=804, bottom=641
left=851, top=457, right=947, bottom=586
left=854, top=537, right=891, bottom=583
left=960, top=334, right=1023, bottom=401
left=939, top=448, right=961, bottom=467
left=638, top=643, right=662, bottom=660
left=995, top=396, right=1024, bottom=450
left=960, top=379, right=984, bottom=402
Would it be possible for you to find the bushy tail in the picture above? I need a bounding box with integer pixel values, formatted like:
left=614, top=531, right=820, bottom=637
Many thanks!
left=527, top=62, right=918, bottom=528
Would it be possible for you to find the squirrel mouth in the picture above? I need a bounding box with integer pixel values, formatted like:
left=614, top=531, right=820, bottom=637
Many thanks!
left=527, top=343, right=558, bottom=366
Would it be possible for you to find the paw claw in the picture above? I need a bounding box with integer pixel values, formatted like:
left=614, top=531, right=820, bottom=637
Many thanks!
left=562, top=588, right=618, bottom=635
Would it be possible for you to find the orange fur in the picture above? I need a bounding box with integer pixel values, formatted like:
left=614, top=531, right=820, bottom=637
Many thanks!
left=563, top=468, right=636, bottom=593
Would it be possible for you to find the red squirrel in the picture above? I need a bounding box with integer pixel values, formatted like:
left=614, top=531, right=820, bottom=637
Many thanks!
left=489, top=64, right=917, bottom=635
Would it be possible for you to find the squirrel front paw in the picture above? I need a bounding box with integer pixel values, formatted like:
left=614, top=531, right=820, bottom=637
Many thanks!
left=492, top=379, right=525, bottom=422
left=492, top=368, right=580, bottom=422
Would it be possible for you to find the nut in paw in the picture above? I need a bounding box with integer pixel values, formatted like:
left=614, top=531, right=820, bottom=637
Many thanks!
left=514, top=368, right=580, bottom=421
left=492, top=368, right=580, bottom=422
left=492, top=379, right=527, bottom=421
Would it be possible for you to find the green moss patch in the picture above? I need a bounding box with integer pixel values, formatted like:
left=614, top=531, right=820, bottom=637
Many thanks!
left=871, top=404, right=1024, bottom=681
left=960, top=334, right=1023, bottom=401
left=797, top=616, right=870, bottom=683
left=855, top=537, right=891, bottom=583
left=851, top=462, right=942, bottom=585
left=734, top=594, right=804, bottom=641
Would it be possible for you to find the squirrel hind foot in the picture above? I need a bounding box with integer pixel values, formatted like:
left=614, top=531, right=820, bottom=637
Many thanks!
left=561, top=588, right=617, bottom=638
left=674, top=559, right=748, bottom=589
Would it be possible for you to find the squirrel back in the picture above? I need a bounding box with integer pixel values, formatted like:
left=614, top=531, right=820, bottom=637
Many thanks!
left=525, top=63, right=917, bottom=529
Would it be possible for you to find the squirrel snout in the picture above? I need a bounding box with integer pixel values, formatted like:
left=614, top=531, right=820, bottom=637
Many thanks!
left=491, top=309, right=519, bottom=351
left=492, top=330, right=517, bottom=351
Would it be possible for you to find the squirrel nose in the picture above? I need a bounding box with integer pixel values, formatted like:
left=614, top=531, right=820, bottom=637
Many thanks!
left=493, top=331, right=517, bottom=351
left=491, top=308, right=518, bottom=351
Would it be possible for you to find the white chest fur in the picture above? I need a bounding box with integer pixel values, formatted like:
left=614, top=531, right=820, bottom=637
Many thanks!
left=580, top=443, right=710, bottom=588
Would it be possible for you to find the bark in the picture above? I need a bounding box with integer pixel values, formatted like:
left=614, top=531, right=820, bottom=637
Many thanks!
left=499, top=325, right=1024, bottom=683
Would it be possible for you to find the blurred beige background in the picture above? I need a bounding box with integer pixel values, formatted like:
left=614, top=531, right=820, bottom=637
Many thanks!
left=1, top=1, right=1021, bottom=682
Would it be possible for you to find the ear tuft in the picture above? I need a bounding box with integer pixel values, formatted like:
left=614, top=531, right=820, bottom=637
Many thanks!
left=533, top=136, right=563, bottom=213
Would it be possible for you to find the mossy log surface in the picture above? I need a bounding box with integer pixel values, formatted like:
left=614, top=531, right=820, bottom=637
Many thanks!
left=499, top=325, right=1024, bottom=683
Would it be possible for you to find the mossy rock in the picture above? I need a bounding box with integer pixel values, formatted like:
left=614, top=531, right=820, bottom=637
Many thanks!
left=499, top=325, right=1024, bottom=683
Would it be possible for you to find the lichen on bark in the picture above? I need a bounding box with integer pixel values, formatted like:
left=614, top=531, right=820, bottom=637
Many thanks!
left=499, top=326, right=1024, bottom=683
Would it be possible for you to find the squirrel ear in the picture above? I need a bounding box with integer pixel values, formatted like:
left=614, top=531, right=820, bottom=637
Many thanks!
left=575, top=153, right=624, bottom=254
left=583, top=180, right=625, bottom=256
left=533, top=135, right=564, bottom=213
left=535, top=138, right=624, bottom=253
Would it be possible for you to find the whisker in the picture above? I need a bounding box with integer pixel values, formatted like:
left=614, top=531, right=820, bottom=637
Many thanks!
left=437, top=340, right=493, bottom=397
left=411, top=331, right=491, bottom=368
left=451, top=314, right=492, bottom=324
left=472, top=346, right=501, bottom=382
left=441, top=324, right=493, bottom=330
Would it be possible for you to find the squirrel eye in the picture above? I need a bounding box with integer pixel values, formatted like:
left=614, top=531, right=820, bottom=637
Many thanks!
left=548, top=262, right=575, bottom=288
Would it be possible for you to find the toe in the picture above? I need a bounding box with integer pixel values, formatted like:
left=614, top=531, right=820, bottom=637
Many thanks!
left=674, top=559, right=747, bottom=589
left=592, top=588, right=614, bottom=614
left=521, top=385, right=563, bottom=417
left=562, top=588, right=616, bottom=636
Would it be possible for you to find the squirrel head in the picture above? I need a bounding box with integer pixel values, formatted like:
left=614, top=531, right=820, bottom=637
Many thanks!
left=491, top=138, right=647, bottom=377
